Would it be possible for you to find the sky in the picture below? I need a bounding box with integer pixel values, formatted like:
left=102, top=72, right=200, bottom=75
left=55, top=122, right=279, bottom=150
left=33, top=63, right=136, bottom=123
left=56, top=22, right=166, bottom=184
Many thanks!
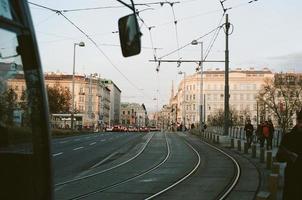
left=28, top=0, right=302, bottom=113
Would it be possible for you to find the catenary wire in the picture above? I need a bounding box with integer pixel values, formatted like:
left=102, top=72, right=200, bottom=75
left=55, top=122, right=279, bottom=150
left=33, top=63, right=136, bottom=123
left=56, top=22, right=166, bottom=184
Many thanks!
left=28, top=2, right=153, bottom=100
left=204, top=13, right=225, bottom=60
left=157, top=25, right=222, bottom=60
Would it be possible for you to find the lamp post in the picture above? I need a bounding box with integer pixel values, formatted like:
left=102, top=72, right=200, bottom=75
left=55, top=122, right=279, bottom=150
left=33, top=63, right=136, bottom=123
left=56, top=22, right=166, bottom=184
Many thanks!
left=191, top=39, right=204, bottom=132
left=71, top=41, right=85, bottom=131
left=178, top=71, right=186, bottom=133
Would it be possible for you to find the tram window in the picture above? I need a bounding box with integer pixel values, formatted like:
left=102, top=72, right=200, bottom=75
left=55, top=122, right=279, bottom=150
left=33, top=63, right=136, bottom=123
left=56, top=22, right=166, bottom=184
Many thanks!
left=0, top=28, right=33, bottom=153
left=0, top=0, right=13, bottom=20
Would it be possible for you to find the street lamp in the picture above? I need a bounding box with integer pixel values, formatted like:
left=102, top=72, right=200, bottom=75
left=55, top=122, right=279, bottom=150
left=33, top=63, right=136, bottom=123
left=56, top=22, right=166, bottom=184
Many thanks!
left=71, top=41, right=85, bottom=131
left=191, top=39, right=204, bottom=131
left=178, top=71, right=186, bottom=133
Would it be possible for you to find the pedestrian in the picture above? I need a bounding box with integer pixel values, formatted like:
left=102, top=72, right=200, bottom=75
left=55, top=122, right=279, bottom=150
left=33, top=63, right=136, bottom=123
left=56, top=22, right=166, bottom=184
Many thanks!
left=268, top=119, right=274, bottom=150
left=276, top=109, right=302, bottom=200
left=256, top=122, right=263, bottom=145
left=244, top=119, right=254, bottom=148
left=262, top=121, right=271, bottom=150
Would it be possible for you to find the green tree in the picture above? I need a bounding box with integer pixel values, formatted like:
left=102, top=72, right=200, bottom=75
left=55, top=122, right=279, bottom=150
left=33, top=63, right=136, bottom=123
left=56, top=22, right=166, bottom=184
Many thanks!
left=47, top=84, right=71, bottom=114
left=257, top=74, right=302, bottom=134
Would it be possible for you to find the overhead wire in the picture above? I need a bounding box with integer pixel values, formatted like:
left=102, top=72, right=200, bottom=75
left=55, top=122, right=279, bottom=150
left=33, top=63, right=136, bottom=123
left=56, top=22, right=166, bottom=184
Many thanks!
left=28, top=2, right=153, bottom=100
left=169, top=2, right=181, bottom=59
left=204, top=13, right=225, bottom=60
left=157, top=25, right=222, bottom=60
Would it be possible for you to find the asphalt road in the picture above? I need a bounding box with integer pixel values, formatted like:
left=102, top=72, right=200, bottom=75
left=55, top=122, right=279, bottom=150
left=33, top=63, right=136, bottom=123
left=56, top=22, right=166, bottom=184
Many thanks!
left=52, top=131, right=259, bottom=200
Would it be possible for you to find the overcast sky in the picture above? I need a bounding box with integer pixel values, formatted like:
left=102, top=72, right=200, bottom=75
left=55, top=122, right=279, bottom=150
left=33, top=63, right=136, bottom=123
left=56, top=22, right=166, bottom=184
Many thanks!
left=29, top=0, right=302, bottom=112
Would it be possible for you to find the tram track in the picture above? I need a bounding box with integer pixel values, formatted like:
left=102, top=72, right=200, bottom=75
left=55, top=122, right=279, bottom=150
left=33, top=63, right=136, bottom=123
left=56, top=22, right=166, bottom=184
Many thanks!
left=57, top=132, right=171, bottom=200
left=55, top=132, right=155, bottom=188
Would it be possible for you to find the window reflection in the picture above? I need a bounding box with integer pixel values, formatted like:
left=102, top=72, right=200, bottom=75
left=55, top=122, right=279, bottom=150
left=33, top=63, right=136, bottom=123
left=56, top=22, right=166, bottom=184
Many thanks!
left=0, top=28, right=33, bottom=153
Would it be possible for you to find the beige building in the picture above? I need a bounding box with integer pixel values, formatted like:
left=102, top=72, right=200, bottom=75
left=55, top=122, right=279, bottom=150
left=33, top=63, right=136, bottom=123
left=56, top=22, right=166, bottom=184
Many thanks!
left=7, top=72, right=112, bottom=129
left=121, top=102, right=147, bottom=127
left=102, top=79, right=121, bottom=126
left=170, top=67, right=274, bottom=127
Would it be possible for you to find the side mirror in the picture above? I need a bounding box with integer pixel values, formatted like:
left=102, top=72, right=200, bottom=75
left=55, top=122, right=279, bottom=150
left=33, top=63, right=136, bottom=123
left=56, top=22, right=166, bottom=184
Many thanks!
left=118, top=13, right=141, bottom=57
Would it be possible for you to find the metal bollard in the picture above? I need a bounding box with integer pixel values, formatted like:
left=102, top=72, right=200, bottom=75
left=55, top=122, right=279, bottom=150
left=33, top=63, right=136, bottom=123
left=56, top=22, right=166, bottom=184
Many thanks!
left=260, top=147, right=265, bottom=163
left=237, top=140, right=241, bottom=151
left=252, top=144, right=256, bottom=158
left=216, top=135, right=219, bottom=144
left=269, top=174, right=279, bottom=200
left=244, top=142, right=248, bottom=154
left=272, top=162, right=280, bottom=174
left=231, top=138, right=234, bottom=148
left=256, top=191, right=270, bottom=200
left=266, top=151, right=272, bottom=170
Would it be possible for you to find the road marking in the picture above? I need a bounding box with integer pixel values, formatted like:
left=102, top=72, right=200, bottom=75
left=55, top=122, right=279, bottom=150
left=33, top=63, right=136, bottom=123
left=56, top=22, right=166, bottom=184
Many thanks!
left=73, top=147, right=84, bottom=151
left=89, top=142, right=96, bottom=146
left=90, top=152, right=118, bottom=169
left=101, top=139, right=106, bottom=142
left=60, top=141, right=68, bottom=144
left=53, top=152, right=63, bottom=157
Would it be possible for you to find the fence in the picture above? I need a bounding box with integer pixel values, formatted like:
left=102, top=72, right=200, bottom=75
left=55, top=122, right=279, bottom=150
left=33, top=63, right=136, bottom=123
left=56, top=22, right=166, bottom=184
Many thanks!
left=207, top=126, right=283, bottom=148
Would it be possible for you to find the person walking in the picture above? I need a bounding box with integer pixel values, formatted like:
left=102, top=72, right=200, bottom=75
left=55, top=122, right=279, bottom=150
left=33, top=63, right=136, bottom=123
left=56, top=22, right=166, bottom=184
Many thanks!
left=276, top=109, right=302, bottom=200
left=244, top=119, right=254, bottom=148
left=262, top=121, right=271, bottom=150
left=256, top=122, right=264, bottom=146
left=268, top=119, right=274, bottom=150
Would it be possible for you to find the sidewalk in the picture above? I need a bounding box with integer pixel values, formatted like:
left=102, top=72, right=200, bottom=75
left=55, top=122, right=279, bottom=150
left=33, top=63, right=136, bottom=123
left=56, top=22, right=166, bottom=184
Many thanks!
left=193, top=129, right=285, bottom=200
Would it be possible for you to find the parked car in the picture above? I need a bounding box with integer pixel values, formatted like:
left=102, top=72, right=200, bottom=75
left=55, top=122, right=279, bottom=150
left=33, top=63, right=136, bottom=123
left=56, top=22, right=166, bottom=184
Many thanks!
left=105, top=127, right=113, bottom=132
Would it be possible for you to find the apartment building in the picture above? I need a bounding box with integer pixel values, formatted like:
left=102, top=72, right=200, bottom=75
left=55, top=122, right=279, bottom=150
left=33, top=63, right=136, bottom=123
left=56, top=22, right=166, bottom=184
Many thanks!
left=120, top=102, right=147, bottom=127
left=6, top=72, right=112, bottom=129
left=171, top=67, right=274, bottom=127
left=102, top=79, right=121, bottom=126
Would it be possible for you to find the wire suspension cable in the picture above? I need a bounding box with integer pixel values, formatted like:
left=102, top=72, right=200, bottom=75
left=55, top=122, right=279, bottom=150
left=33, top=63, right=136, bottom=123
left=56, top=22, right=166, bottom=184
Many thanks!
left=204, top=13, right=225, bottom=60
left=158, top=25, right=221, bottom=60
left=170, top=3, right=181, bottom=59
left=29, top=2, right=151, bottom=99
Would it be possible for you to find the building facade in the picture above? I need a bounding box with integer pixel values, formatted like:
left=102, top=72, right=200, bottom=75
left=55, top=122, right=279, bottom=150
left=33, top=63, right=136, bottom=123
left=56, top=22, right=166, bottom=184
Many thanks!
left=170, top=67, right=274, bottom=127
left=120, top=102, right=147, bottom=127
left=7, top=72, right=114, bottom=129
left=102, top=79, right=121, bottom=126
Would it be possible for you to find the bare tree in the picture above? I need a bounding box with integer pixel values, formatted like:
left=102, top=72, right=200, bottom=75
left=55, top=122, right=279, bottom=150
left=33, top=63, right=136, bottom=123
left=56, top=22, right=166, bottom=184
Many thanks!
left=257, top=74, right=302, bottom=134
left=208, top=107, right=240, bottom=127
left=47, top=84, right=71, bottom=114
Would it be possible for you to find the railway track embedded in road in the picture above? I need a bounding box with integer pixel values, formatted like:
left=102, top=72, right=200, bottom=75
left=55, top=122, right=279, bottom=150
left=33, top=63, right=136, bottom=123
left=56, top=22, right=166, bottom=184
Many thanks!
left=60, top=132, right=171, bottom=200
left=55, top=132, right=155, bottom=187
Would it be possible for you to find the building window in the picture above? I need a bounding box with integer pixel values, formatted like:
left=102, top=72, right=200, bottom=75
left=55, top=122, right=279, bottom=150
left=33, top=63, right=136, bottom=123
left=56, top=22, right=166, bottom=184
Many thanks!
left=193, top=85, right=195, bottom=90
left=240, top=94, right=244, bottom=100
left=193, top=104, right=195, bottom=110
left=193, top=94, right=195, bottom=100
left=123, top=111, right=125, bottom=115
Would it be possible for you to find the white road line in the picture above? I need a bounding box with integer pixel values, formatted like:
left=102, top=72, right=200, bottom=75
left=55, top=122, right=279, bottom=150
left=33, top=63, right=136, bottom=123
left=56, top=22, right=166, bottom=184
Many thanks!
left=52, top=152, right=63, bottom=157
left=89, top=142, right=96, bottom=146
left=73, top=147, right=84, bottom=151
left=60, top=141, right=68, bottom=144
left=101, top=139, right=106, bottom=142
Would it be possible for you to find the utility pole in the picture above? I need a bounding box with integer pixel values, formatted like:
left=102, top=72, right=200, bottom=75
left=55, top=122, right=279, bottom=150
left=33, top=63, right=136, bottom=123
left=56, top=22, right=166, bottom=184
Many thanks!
left=224, top=14, right=230, bottom=136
